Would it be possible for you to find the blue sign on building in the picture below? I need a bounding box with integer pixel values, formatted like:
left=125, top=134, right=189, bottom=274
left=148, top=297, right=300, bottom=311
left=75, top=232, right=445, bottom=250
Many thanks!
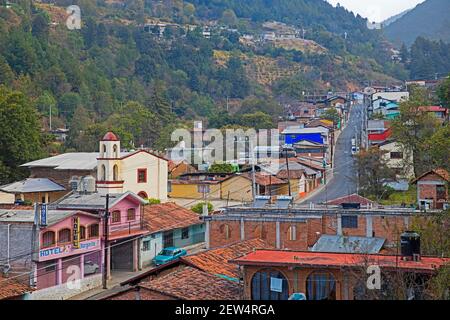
left=40, top=203, right=47, bottom=226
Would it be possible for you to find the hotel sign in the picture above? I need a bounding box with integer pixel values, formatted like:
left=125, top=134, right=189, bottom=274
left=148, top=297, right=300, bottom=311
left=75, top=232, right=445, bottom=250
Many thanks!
left=73, top=217, right=80, bottom=249
left=38, top=239, right=100, bottom=262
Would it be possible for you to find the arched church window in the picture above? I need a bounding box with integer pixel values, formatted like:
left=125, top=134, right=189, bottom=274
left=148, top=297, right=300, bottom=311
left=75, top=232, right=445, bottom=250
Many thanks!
left=113, top=165, right=119, bottom=181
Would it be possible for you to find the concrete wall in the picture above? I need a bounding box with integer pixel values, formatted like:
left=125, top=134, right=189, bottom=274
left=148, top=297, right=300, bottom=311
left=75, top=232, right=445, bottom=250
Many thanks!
left=28, top=274, right=102, bottom=300
left=0, top=223, right=35, bottom=271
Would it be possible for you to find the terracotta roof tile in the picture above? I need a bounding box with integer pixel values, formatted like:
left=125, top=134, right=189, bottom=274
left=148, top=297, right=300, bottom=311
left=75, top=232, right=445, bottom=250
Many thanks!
left=232, top=250, right=450, bottom=272
left=183, top=238, right=270, bottom=279
left=326, top=194, right=375, bottom=206
left=143, top=202, right=202, bottom=234
left=412, top=168, right=450, bottom=184
left=240, top=173, right=287, bottom=186
left=139, top=266, right=241, bottom=300
left=0, top=276, right=32, bottom=300
left=276, top=169, right=305, bottom=179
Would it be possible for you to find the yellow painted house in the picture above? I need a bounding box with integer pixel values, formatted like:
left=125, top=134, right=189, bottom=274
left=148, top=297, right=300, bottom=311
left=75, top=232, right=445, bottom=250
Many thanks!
left=168, top=172, right=289, bottom=202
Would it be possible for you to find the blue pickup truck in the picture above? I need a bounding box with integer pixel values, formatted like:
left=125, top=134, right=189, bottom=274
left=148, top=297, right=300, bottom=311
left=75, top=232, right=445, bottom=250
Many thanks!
left=152, top=247, right=187, bottom=266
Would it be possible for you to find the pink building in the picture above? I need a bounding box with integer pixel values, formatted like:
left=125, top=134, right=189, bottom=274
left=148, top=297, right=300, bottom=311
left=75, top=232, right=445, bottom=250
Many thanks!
left=35, top=211, right=102, bottom=290
left=54, top=191, right=148, bottom=277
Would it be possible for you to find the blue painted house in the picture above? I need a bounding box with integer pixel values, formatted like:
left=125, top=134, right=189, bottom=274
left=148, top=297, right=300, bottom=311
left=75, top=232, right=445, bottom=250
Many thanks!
left=282, top=127, right=330, bottom=146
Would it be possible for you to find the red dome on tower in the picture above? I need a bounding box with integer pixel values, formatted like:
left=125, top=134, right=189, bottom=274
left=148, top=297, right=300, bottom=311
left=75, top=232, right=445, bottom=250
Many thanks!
left=101, top=131, right=119, bottom=141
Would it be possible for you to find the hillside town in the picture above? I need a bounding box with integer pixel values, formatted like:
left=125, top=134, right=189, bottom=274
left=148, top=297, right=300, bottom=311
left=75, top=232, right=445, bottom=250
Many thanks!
left=0, top=0, right=449, bottom=306
left=1, top=82, right=449, bottom=301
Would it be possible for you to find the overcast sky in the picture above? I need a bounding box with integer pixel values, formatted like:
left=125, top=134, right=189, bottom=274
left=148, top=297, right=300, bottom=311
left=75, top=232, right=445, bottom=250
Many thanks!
left=326, top=0, right=426, bottom=22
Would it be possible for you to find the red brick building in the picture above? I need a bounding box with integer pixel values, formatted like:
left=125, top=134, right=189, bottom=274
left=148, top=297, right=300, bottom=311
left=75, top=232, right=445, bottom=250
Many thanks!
left=231, top=250, right=450, bottom=300
left=412, top=168, right=449, bottom=210
left=203, top=204, right=431, bottom=253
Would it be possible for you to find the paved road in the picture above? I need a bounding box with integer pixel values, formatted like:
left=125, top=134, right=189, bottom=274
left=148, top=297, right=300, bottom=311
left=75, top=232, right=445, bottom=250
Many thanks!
left=307, top=103, right=366, bottom=203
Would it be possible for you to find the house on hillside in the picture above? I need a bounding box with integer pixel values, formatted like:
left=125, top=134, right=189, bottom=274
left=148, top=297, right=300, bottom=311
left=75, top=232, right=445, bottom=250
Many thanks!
left=220, top=173, right=288, bottom=202
left=378, top=141, right=414, bottom=179
left=368, top=120, right=392, bottom=145
left=168, top=160, right=197, bottom=179
left=282, top=126, right=330, bottom=146
left=418, top=106, right=448, bottom=122
left=412, top=168, right=449, bottom=210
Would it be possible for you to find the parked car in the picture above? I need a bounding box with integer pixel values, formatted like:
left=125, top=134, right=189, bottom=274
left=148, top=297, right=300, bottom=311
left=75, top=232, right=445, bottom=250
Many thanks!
left=152, top=247, right=187, bottom=266
left=84, top=261, right=99, bottom=275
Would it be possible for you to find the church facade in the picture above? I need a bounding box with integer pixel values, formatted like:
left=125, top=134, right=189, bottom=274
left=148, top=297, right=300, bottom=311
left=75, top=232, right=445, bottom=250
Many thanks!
left=96, top=132, right=168, bottom=200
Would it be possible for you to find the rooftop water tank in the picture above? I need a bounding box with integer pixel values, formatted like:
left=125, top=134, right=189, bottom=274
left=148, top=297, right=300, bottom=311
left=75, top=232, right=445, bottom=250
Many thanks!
left=400, top=231, right=421, bottom=261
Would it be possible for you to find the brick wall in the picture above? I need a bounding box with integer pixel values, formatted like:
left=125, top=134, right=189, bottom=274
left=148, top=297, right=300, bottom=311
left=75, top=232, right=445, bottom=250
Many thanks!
left=209, top=214, right=429, bottom=250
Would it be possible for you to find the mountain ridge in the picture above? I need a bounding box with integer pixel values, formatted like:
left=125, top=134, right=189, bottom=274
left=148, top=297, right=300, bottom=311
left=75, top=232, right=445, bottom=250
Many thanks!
left=383, top=0, right=450, bottom=46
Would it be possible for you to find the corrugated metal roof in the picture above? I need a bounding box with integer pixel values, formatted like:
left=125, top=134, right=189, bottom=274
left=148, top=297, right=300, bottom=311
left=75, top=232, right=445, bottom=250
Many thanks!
left=312, top=235, right=385, bottom=254
left=0, top=178, right=65, bottom=194
left=21, top=153, right=99, bottom=170
left=282, top=127, right=329, bottom=135
left=53, top=191, right=147, bottom=210
left=0, top=209, right=81, bottom=226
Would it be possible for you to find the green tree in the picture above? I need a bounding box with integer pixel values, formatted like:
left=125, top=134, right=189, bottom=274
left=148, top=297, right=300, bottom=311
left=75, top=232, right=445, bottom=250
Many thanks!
left=438, top=76, right=450, bottom=109
left=0, top=86, right=43, bottom=183
left=58, top=92, right=82, bottom=120
left=391, top=87, right=441, bottom=177
left=320, top=108, right=340, bottom=125
left=191, top=202, right=213, bottom=214
left=0, top=55, right=14, bottom=85
left=424, top=125, right=450, bottom=172
left=355, top=147, right=397, bottom=200
left=221, top=9, right=238, bottom=26
left=239, top=111, right=274, bottom=130
left=208, top=163, right=235, bottom=173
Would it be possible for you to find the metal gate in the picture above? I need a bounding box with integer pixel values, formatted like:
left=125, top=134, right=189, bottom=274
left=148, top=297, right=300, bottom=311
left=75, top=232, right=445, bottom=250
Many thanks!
left=111, top=240, right=133, bottom=271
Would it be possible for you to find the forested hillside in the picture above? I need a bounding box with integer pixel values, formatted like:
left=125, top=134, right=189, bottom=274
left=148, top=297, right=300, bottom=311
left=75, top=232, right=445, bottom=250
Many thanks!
left=384, top=0, right=450, bottom=46
left=0, top=0, right=410, bottom=183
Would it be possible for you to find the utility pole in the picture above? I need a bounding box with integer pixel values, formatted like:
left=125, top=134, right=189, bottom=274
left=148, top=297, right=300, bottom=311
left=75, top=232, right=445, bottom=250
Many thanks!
left=49, top=104, right=52, bottom=132
left=102, top=193, right=110, bottom=290
left=284, top=148, right=292, bottom=197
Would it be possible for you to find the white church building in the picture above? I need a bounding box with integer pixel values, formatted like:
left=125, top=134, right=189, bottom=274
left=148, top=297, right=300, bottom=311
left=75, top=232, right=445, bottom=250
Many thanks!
left=21, top=132, right=168, bottom=202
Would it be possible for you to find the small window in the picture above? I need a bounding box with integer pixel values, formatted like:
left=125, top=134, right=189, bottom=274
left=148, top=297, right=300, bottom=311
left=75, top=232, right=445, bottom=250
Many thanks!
left=137, top=169, right=147, bottom=183
left=142, top=240, right=151, bottom=251
left=127, top=208, right=136, bottom=221
left=390, top=152, right=403, bottom=159
left=198, top=184, right=210, bottom=194
left=58, top=228, right=71, bottom=244
left=42, top=231, right=56, bottom=248
left=287, top=225, right=296, bottom=241
left=113, top=144, right=118, bottom=157
left=342, top=215, right=358, bottom=229
left=168, top=181, right=172, bottom=193
left=220, top=224, right=231, bottom=239
left=113, top=165, right=119, bottom=181
left=181, top=227, right=189, bottom=239
left=89, top=224, right=99, bottom=238
left=112, top=210, right=121, bottom=223
left=80, top=226, right=86, bottom=240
